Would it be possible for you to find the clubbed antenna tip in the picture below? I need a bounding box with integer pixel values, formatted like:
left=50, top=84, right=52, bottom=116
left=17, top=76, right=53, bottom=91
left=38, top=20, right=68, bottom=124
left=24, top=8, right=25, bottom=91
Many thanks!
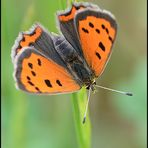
left=83, top=116, right=86, bottom=124
left=125, top=92, right=133, bottom=96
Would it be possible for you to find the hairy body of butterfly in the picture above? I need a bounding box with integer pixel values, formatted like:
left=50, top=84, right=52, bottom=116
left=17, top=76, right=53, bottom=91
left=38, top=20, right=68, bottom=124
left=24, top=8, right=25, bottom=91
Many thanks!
left=53, top=35, right=95, bottom=87
left=11, top=2, right=117, bottom=94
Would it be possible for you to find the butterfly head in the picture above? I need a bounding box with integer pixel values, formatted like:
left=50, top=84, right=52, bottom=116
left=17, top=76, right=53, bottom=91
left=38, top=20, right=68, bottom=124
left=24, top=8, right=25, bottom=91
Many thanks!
left=86, top=80, right=96, bottom=93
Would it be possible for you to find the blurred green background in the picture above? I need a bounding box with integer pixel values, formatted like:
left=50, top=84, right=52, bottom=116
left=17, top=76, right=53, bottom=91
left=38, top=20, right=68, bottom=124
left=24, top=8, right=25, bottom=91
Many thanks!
left=2, top=0, right=147, bottom=148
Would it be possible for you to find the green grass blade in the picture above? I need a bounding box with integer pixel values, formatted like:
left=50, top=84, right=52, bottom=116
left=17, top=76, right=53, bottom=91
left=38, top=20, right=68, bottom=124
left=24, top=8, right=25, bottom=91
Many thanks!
left=72, top=88, right=91, bottom=148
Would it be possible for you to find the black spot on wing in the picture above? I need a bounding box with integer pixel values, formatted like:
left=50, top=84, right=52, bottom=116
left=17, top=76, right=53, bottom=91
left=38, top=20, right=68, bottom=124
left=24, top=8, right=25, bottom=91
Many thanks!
left=96, top=29, right=100, bottom=34
left=89, top=22, right=94, bottom=28
left=31, top=71, right=36, bottom=76
left=101, top=24, right=105, bottom=29
left=37, top=58, right=41, bottom=66
left=44, top=80, right=52, bottom=87
left=27, top=76, right=31, bottom=80
left=35, top=87, right=40, bottom=92
left=95, top=52, right=101, bottom=59
left=28, top=81, right=34, bottom=86
left=106, top=28, right=109, bottom=34
left=99, top=42, right=105, bottom=51
left=26, top=75, right=41, bottom=92
left=109, top=36, right=113, bottom=43
left=28, top=63, right=33, bottom=69
left=56, top=80, right=62, bottom=86
left=82, top=28, right=89, bottom=33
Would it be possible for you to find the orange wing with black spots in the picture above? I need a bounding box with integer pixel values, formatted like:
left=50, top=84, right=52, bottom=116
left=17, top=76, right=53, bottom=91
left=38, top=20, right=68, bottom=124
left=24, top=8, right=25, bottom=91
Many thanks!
left=11, top=24, right=42, bottom=61
left=74, top=9, right=117, bottom=77
left=14, top=47, right=81, bottom=94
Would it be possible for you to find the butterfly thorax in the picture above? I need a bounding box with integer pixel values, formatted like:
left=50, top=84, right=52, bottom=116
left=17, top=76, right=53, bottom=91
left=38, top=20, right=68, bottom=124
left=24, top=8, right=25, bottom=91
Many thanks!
left=54, top=36, right=95, bottom=87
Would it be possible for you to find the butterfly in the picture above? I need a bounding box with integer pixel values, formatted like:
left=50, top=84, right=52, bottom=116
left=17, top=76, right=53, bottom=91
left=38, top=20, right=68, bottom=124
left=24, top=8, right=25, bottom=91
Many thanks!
left=11, top=2, right=117, bottom=95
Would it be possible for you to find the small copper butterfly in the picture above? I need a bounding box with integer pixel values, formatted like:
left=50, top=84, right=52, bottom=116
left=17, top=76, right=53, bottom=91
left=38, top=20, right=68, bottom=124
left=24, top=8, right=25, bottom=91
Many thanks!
left=11, top=2, right=132, bottom=122
left=12, top=2, right=117, bottom=93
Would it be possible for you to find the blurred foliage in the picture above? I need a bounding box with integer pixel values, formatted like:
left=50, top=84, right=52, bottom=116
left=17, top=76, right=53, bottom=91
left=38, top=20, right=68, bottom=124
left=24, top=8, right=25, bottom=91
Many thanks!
left=2, top=0, right=146, bottom=148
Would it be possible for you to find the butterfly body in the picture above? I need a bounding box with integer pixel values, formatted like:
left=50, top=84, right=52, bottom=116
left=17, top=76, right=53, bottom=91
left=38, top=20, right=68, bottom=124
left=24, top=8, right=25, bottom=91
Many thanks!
left=12, top=2, right=117, bottom=94
left=53, top=35, right=95, bottom=87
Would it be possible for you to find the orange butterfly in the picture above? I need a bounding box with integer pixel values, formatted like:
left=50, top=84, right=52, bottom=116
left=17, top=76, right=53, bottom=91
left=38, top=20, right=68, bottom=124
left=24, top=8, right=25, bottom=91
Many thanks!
left=11, top=2, right=132, bottom=123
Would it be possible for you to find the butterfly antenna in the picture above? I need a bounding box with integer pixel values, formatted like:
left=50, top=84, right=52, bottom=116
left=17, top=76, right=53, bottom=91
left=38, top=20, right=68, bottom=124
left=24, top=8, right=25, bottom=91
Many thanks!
left=95, top=85, right=133, bottom=96
left=83, top=87, right=91, bottom=124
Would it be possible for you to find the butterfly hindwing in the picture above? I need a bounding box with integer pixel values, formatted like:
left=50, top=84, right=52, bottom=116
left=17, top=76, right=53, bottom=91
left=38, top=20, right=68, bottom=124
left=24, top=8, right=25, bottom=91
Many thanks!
left=14, top=47, right=81, bottom=94
left=74, top=8, right=117, bottom=77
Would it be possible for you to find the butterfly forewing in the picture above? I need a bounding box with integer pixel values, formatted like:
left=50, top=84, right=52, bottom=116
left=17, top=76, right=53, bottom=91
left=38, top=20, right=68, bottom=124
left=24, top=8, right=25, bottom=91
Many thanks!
left=74, top=9, right=117, bottom=77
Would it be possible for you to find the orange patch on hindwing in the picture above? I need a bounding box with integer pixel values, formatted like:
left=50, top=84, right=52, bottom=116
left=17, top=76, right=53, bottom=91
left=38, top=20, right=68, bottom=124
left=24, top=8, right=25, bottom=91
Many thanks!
left=20, top=52, right=80, bottom=93
left=78, top=16, right=116, bottom=76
